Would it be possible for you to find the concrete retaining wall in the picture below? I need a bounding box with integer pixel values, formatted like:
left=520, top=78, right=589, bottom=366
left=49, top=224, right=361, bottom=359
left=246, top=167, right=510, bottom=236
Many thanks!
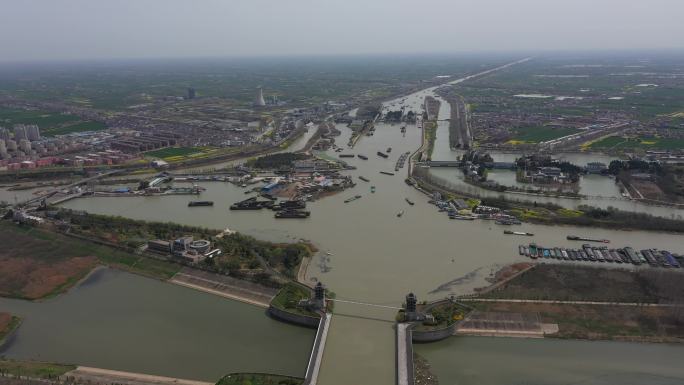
left=396, top=323, right=415, bottom=385
left=303, top=313, right=331, bottom=385
left=411, top=323, right=455, bottom=343
left=267, top=305, right=321, bottom=328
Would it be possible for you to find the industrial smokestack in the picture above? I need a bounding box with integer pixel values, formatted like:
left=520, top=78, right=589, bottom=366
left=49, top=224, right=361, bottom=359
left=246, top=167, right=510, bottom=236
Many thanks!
left=254, top=87, right=266, bottom=107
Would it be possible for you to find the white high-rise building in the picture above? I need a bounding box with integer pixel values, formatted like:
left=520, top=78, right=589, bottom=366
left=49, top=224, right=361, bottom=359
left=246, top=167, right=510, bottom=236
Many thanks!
left=0, top=127, right=9, bottom=141
left=254, top=87, right=266, bottom=107
left=6, top=139, right=17, bottom=151
left=19, top=139, right=31, bottom=153
left=0, top=139, right=7, bottom=158
left=14, top=125, right=28, bottom=141
left=27, top=125, right=41, bottom=141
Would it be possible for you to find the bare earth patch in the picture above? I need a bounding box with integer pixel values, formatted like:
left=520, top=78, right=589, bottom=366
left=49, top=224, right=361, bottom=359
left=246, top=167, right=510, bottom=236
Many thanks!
left=0, top=256, right=97, bottom=300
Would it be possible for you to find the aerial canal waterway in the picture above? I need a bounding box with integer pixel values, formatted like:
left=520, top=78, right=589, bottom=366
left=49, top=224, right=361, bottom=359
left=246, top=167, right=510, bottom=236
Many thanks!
left=58, top=119, right=684, bottom=385
left=51, top=62, right=684, bottom=385
left=0, top=268, right=314, bottom=382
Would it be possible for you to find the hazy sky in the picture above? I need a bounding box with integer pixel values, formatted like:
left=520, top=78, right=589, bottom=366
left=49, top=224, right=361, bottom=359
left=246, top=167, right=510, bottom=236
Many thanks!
left=1, top=0, right=682, bottom=61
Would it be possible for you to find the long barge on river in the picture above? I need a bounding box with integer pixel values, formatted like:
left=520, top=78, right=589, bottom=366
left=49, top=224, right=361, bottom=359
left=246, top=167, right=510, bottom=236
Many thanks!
left=567, top=235, right=610, bottom=243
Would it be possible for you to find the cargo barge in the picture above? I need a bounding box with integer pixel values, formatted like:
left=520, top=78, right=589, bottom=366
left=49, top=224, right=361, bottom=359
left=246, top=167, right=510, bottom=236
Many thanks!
left=380, top=171, right=395, bottom=176
left=344, top=195, right=362, bottom=203
left=357, top=155, right=368, bottom=160
left=377, top=151, right=389, bottom=158
left=339, top=154, right=355, bottom=158
left=567, top=235, right=610, bottom=243
left=359, top=176, right=370, bottom=182
left=188, top=201, right=214, bottom=207
left=275, top=209, right=310, bottom=219
left=272, top=200, right=306, bottom=211
left=230, top=197, right=273, bottom=210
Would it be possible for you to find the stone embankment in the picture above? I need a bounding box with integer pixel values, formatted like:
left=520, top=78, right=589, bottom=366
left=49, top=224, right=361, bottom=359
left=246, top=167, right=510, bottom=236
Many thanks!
left=169, top=267, right=278, bottom=308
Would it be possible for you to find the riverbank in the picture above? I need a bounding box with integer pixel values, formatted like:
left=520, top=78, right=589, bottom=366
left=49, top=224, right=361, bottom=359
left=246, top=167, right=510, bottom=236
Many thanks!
left=460, top=263, right=684, bottom=343
left=66, top=366, right=214, bottom=385
left=0, top=313, right=21, bottom=346
left=169, top=267, right=277, bottom=308
left=411, top=166, right=684, bottom=234
left=0, top=222, right=181, bottom=301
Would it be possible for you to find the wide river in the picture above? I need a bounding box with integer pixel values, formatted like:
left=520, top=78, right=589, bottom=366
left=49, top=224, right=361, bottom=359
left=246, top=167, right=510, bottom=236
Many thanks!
left=0, top=268, right=314, bottom=381
left=3, top=68, right=684, bottom=384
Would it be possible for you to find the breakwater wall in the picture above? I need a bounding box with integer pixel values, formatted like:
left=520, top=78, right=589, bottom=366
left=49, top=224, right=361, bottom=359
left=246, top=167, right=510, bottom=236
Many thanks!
left=267, top=305, right=321, bottom=328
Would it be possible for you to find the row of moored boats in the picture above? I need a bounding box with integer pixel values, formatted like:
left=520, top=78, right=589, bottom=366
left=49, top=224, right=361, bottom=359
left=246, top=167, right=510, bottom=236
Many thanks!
left=519, top=243, right=681, bottom=268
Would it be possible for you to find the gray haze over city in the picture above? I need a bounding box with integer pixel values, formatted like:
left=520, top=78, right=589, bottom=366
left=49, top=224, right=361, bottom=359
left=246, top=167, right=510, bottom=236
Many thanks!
left=1, top=0, right=683, bottom=61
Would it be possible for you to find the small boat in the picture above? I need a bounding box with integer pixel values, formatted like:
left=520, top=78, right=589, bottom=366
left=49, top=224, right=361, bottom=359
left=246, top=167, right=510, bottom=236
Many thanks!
left=380, top=171, right=395, bottom=176
left=188, top=201, right=214, bottom=207
left=339, top=154, right=355, bottom=158
left=405, top=198, right=414, bottom=206
left=504, top=230, right=534, bottom=236
left=371, top=186, right=376, bottom=193
left=397, top=210, right=404, bottom=217
left=377, top=151, right=389, bottom=158
left=344, top=195, right=362, bottom=203
left=387, top=147, right=392, bottom=153
left=359, top=176, right=370, bottom=182
left=449, top=215, right=475, bottom=221
left=357, top=155, right=368, bottom=160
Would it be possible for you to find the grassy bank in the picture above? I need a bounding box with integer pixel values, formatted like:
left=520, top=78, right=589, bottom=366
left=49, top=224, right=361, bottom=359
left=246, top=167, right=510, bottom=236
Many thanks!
left=0, top=313, right=21, bottom=343
left=482, top=264, right=684, bottom=303
left=469, top=300, right=684, bottom=343
left=217, top=373, right=302, bottom=385
left=270, top=283, right=319, bottom=318
left=0, top=359, right=76, bottom=379
left=470, top=263, right=684, bottom=343
left=0, top=221, right=181, bottom=300
left=54, top=209, right=312, bottom=279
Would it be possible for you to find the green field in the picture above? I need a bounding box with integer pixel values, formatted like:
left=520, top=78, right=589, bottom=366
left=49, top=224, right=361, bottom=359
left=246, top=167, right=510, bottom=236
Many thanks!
left=145, top=146, right=205, bottom=158
left=589, top=136, right=684, bottom=150
left=217, top=373, right=302, bottom=385
left=0, top=107, right=106, bottom=136
left=42, top=121, right=107, bottom=136
left=510, top=126, right=580, bottom=143
left=0, top=359, right=76, bottom=379
left=0, top=108, right=80, bottom=128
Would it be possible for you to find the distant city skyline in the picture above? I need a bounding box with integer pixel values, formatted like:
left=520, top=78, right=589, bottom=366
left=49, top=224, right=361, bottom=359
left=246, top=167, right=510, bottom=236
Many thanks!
left=1, top=0, right=683, bottom=62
